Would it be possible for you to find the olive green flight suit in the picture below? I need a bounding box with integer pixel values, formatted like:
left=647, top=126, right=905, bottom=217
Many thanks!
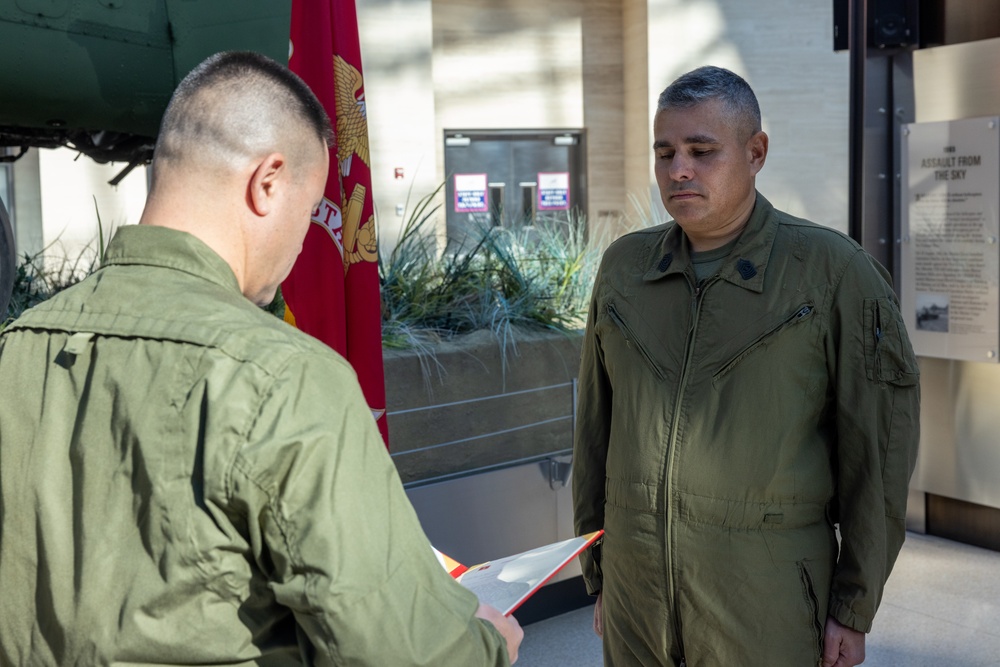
left=573, top=194, right=920, bottom=666
left=0, top=225, right=508, bottom=666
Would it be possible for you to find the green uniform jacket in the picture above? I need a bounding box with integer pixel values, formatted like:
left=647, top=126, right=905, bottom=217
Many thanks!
left=573, top=194, right=920, bottom=666
left=0, top=225, right=507, bottom=666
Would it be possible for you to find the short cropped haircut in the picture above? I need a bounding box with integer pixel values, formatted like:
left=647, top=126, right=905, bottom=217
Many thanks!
left=657, top=66, right=761, bottom=140
left=154, top=51, right=332, bottom=171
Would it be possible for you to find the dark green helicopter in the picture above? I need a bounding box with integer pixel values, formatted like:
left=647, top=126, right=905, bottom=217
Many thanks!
left=0, top=0, right=292, bottom=316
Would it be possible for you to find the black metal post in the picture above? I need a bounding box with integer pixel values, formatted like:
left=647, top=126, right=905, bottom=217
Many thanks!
left=849, top=0, right=867, bottom=244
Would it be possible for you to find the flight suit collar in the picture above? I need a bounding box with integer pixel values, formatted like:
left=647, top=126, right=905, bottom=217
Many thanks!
left=102, top=224, right=242, bottom=295
left=642, top=191, right=778, bottom=294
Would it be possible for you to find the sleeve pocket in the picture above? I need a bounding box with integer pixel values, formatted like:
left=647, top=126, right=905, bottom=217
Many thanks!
left=863, top=297, right=919, bottom=386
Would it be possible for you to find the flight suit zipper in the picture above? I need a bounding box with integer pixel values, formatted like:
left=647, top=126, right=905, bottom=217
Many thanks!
left=873, top=300, right=884, bottom=379
left=664, top=276, right=713, bottom=658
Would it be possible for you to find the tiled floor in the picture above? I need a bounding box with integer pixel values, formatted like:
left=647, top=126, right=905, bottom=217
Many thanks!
left=518, top=532, right=1000, bottom=666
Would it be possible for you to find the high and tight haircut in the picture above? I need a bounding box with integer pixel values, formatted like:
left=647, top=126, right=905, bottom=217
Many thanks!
left=154, top=50, right=332, bottom=171
left=657, top=66, right=761, bottom=140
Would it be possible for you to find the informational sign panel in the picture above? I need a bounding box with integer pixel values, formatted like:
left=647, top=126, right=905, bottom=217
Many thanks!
left=454, top=173, right=489, bottom=213
left=537, top=172, right=570, bottom=211
left=900, top=116, right=1000, bottom=362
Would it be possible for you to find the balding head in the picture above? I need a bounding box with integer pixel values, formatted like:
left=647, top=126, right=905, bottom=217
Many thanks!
left=152, top=51, right=332, bottom=181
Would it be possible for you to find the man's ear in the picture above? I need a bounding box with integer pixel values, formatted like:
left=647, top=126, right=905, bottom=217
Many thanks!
left=747, top=131, right=768, bottom=176
left=247, top=153, right=286, bottom=217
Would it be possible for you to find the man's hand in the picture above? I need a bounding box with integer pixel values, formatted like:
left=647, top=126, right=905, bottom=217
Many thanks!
left=476, top=603, right=524, bottom=664
left=593, top=591, right=603, bottom=637
left=822, top=615, right=865, bottom=667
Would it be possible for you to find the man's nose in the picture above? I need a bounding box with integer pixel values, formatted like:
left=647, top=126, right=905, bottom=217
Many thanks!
left=668, top=154, right=693, bottom=181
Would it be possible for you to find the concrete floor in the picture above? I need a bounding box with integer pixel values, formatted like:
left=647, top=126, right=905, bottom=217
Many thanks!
left=517, top=532, right=1000, bottom=666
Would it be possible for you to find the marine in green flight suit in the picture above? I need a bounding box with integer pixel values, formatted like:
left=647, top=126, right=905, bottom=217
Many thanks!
left=0, top=51, right=522, bottom=666
left=573, top=66, right=919, bottom=667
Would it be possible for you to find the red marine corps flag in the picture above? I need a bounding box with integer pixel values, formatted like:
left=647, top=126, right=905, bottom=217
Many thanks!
left=283, top=0, right=389, bottom=447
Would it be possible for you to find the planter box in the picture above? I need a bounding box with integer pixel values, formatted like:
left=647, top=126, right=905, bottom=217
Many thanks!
left=385, top=328, right=583, bottom=486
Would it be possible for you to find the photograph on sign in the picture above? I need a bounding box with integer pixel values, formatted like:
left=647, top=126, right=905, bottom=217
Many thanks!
left=900, top=116, right=1000, bottom=362
left=454, top=173, right=489, bottom=213
left=915, top=292, right=950, bottom=333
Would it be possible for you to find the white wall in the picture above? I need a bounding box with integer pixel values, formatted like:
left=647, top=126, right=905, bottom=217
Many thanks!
left=431, top=0, right=584, bottom=131
left=360, top=0, right=851, bottom=244
left=360, top=0, right=589, bottom=256
left=358, top=0, right=439, bottom=258
left=10, top=149, right=43, bottom=257
left=35, top=148, right=146, bottom=276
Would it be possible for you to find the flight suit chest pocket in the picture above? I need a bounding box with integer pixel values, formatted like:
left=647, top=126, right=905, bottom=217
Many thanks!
left=863, top=297, right=919, bottom=386
left=713, top=303, right=815, bottom=382
left=603, top=300, right=667, bottom=381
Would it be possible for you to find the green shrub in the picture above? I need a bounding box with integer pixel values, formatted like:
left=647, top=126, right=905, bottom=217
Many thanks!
left=2, top=248, right=98, bottom=329
left=379, top=185, right=603, bottom=352
left=3, top=188, right=614, bottom=348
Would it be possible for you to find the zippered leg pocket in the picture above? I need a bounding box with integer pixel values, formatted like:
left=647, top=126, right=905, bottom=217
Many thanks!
left=798, top=560, right=825, bottom=664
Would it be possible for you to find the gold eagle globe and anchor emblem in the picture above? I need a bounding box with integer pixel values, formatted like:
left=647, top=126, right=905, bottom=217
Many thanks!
left=333, top=54, right=377, bottom=275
